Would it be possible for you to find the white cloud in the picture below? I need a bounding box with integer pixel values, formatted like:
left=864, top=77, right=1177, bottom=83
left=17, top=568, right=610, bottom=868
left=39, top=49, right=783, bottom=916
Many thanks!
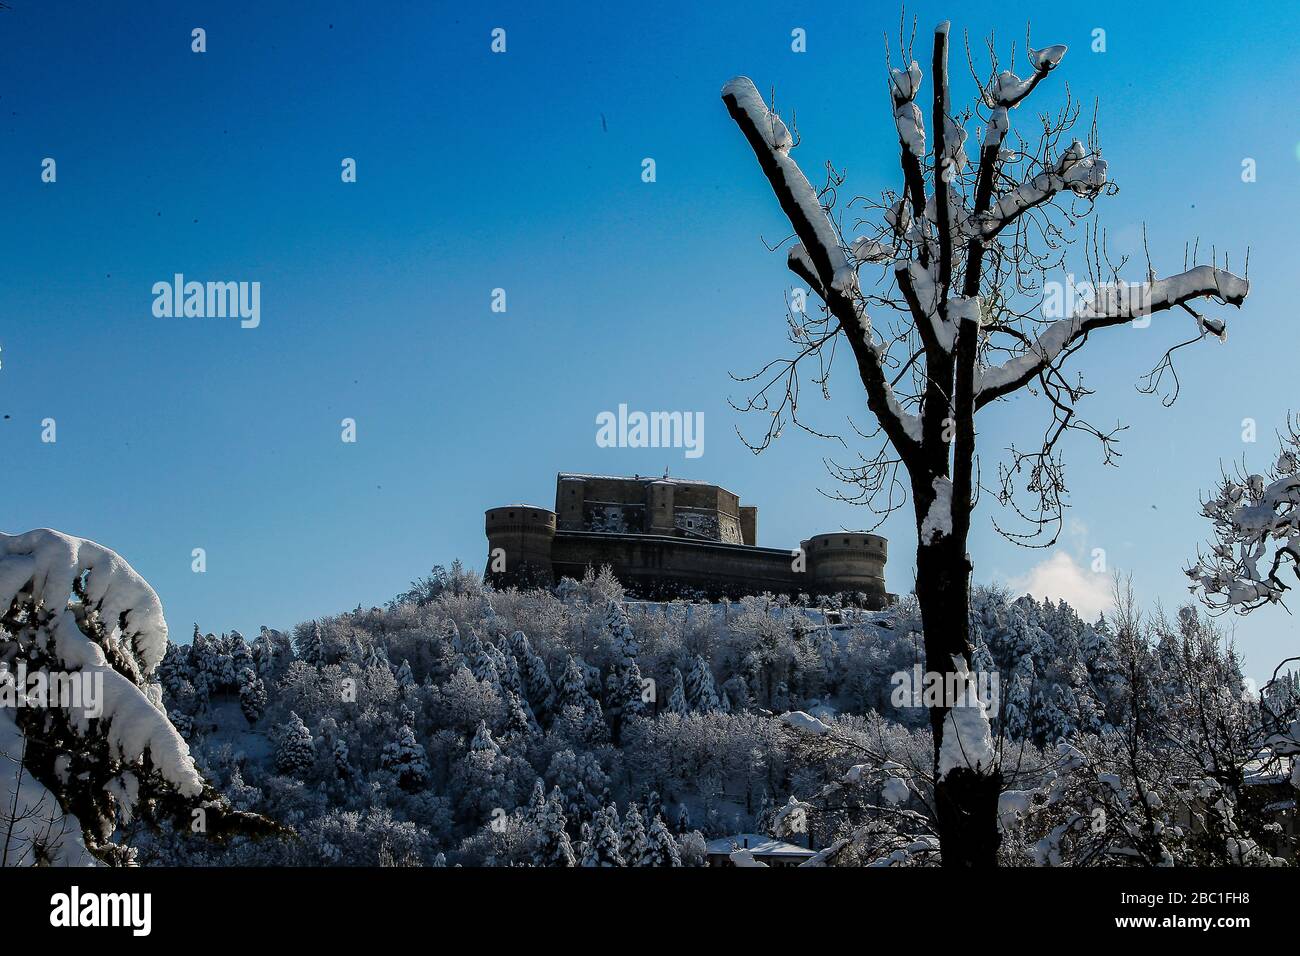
left=1009, top=551, right=1112, bottom=619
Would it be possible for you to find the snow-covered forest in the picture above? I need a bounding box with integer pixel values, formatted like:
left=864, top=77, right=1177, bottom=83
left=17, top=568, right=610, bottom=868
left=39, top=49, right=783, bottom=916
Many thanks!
left=4, top=528, right=1295, bottom=867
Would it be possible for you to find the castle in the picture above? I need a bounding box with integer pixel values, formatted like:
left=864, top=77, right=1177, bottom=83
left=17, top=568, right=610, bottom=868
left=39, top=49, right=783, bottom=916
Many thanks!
left=485, top=473, right=889, bottom=606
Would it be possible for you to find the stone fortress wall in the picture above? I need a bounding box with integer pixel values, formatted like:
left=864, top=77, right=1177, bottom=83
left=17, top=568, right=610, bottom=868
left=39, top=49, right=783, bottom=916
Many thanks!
left=486, top=473, right=889, bottom=606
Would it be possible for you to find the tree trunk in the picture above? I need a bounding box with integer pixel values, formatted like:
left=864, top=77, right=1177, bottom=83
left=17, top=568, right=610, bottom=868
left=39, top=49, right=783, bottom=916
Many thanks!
left=915, top=533, right=1003, bottom=867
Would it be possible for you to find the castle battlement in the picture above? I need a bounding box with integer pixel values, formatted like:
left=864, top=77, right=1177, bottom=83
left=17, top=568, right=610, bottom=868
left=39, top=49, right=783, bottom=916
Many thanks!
left=486, top=473, right=889, bottom=606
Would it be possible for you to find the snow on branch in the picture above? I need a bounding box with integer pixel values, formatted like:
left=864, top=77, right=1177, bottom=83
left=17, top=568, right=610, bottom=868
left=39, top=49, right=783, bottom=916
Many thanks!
left=721, top=78, right=850, bottom=294
left=977, top=48, right=1063, bottom=153
left=1190, top=421, right=1300, bottom=613
left=890, top=60, right=927, bottom=160
left=979, top=139, right=1108, bottom=239
left=0, top=529, right=204, bottom=799
left=780, top=710, right=833, bottom=736
left=975, top=265, right=1249, bottom=407
left=722, top=76, right=923, bottom=453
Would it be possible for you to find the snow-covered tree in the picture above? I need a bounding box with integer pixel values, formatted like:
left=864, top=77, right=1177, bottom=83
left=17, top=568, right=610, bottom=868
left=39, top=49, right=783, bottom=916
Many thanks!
left=721, top=18, right=1249, bottom=864
left=1188, top=419, right=1300, bottom=787
left=503, top=690, right=540, bottom=740
left=0, top=530, right=268, bottom=865
left=332, top=737, right=354, bottom=782
left=296, top=621, right=325, bottom=667
left=238, top=667, right=267, bottom=724
left=382, top=724, right=431, bottom=791
left=643, top=815, right=682, bottom=866
left=555, top=655, right=608, bottom=744
left=251, top=626, right=293, bottom=682
left=620, top=802, right=648, bottom=865
left=602, top=601, right=647, bottom=740
left=545, top=748, right=608, bottom=822
left=394, top=658, right=416, bottom=692
left=507, top=630, right=555, bottom=723
left=667, top=668, right=689, bottom=716
left=1190, top=415, right=1300, bottom=613
left=532, top=786, right=576, bottom=867
left=685, top=655, right=722, bottom=713
left=275, top=711, right=316, bottom=777
left=604, top=601, right=638, bottom=663
left=451, top=721, right=520, bottom=823
left=524, top=777, right=547, bottom=825
left=580, top=805, right=624, bottom=867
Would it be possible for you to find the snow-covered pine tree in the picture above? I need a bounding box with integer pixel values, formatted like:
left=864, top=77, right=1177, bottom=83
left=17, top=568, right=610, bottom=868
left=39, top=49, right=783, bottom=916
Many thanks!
left=525, top=777, right=547, bottom=826
left=545, top=748, right=608, bottom=823
left=667, top=668, right=690, bottom=716
left=451, top=720, right=519, bottom=823
left=251, top=625, right=294, bottom=682
left=394, top=658, right=416, bottom=695
left=497, top=647, right=524, bottom=698
left=604, top=600, right=638, bottom=664
left=575, top=820, right=592, bottom=861
left=381, top=724, right=431, bottom=791
left=296, top=620, right=325, bottom=667
left=442, top=618, right=463, bottom=654
left=237, top=667, right=267, bottom=724
left=532, top=786, right=576, bottom=867
left=606, top=662, right=646, bottom=742
left=507, top=630, right=555, bottom=723
left=333, top=737, right=354, bottom=782
left=503, top=690, right=540, bottom=739
left=643, top=815, right=683, bottom=866
left=685, top=656, right=721, bottom=713
left=275, top=711, right=316, bottom=777
left=555, top=655, right=609, bottom=744
left=581, top=805, right=624, bottom=867
left=645, top=789, right=663, bottom=823
left=620, top=802, right=648, bottom=865
left=250, top=628, right=275, bottom=680
left=1002, top=654, right=1035, bottom=741
left=361, top=640, right=387, bottom=672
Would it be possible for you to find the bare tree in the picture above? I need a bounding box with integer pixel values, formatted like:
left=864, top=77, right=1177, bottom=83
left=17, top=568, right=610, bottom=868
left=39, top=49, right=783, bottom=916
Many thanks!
left=722, top=17, right=1249, bottom=866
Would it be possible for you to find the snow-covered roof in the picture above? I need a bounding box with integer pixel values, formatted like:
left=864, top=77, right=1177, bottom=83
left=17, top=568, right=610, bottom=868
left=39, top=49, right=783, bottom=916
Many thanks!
left=705, top=834, right=816, bottom=857
left=558, top=472, right=719, bottom=487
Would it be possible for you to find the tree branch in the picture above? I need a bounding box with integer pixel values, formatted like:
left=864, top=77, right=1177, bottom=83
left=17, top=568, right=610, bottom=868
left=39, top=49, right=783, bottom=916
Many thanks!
left=974, top=265, right=1249, bottom=408
left=723, top=77, right=923, bottom=461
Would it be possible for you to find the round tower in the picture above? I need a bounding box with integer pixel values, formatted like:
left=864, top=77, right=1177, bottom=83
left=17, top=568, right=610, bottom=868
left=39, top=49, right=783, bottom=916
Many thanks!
left=484, top=505, right=556, bottom=587
left=802, top=532, right=888, bottom=605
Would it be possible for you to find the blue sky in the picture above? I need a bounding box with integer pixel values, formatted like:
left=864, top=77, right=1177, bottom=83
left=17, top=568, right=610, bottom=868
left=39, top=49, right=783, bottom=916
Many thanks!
left=1, top=1, right=1296, bottom=680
